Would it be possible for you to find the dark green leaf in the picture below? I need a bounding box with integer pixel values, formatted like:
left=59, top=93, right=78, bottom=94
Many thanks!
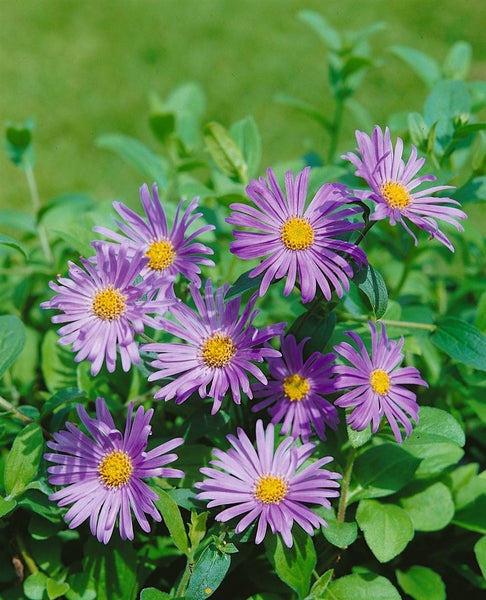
left=288, top=310, right=336, bottom=354
left=203, top=121, right=247, bottom=182
left=226, top=268, right=264, bottom=299
left=97, top=133, right=168, bottom=188
left=0, top=233, right=28, bottom=258
left=186, top=543, right=231, bottom=600
left=265, top=527, right=316, bottom=599
left=0, top=496, right=17, bottom=517
left=0, top=315, right=26, bottom=378
left=4, top=423, right=44, bottom=498
left=453, top=495, right=486, bottom=534
left=353, top=443, right=421, bottom=500
left=324, top=572, right=401, bottom=599
left=353, top=264, right=388, bottom=319
left=153, top=487, right=190, bottom=556
left=356, top=499, right=414, bottom=563
left=396, top=566, right=446, bottom=600
left=40, top=388, right=86, bottom=419
left=389, top=46, right=441, bottom=88
left=431, top=317, right=486, bottom=371
left=149, top=112, right=176, bottom=144
left=4, top=120, right=34, bottom=167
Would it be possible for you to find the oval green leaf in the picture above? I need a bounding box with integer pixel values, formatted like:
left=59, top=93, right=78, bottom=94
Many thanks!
left=0, top=315, right=26, bottom=379
left=4, top=423, right=44, bottom=498
left=431, top=317, right=486, bottom=371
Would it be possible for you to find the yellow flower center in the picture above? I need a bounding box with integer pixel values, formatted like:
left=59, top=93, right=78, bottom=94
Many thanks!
left=92, top=286, right=126, bottom=320
left=283, top=373, right=310, bottom=402
left=370, top=369, right=391, bottom=395
left=145, top=239, right=176, bottom=271
left=98, top=450, right=134, bottom=488
left=281, top=217, right=315, bottom=251
left=200, top=333, right=236, bottom=368
left=380, top=180, right=412, bottom=210
left=254, top=474, right=288, bottom=504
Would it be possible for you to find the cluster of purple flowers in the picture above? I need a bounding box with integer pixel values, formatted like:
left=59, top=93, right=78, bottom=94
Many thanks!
left=42, top=126, right=464, bottom=547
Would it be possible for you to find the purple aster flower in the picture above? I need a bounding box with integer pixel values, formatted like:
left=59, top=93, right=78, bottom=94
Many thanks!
left=41, top=243, right=174, bottom=376
left=226, top=167, right=366, bottom=303
left=45, top=397, right=184, bottom=544
left=342, top=125, right=467, bottom=251
left=196, top=419, right=341, bottom=547
left=252, top=335, right=339, bottom=442
left=142, top=279, right=285, bottom=414
left=93, top=182, right=215, bottom=288
left=333, top=321, right=428, bottom=443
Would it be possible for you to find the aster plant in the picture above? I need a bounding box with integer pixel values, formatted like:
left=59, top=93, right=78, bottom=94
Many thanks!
left=342, top=125, right=467, bottom=251
left=252, top=334, right=339, bottom=442
left=227, top=166, right=367, bottom=303
left=93, top=182, right=215, bottom=289
left=41, top=243, right=175, bottom=375
left=333, top=320, right=428, bottom=442
left=143, top=279, right=285, bottom=414
left=196, top=419, right=341, bottom=547
left=44, top=397, right=184, bottom=543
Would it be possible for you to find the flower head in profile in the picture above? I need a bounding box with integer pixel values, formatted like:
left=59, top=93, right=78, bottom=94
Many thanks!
left=333, top=321, right=428, bottom=442
left=342, top=125, right=467, bottom=251
left=94, top=183, right=215, bottom=288
left=227, top=167, right=366, bottom=303
left=252, top=335, right=339, bottom=442
left=143, top=279, right=285, bottom=414
left=45, top=397, right=184, bottom=543
left=196, top=420, right=341, bottom=547
left=41, top=243, right=174, bottom=375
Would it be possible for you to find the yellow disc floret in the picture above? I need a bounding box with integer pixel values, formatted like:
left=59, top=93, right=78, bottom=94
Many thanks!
left=283, top=373, right=310, bottom=402
left=98, top=450, right=134, bottom=488
left=380, top=180, right=412, bottom=210
left=145, top=239, right=176, bottom=271
left=92, top=286, right=126, bottom=320
left=201, top=333, right=236, bottom=368
left=281, top=217, right=315, bottom=251
left=254, top=474, right=288, bottom=504
left=369, top=369, right=391, bottom=395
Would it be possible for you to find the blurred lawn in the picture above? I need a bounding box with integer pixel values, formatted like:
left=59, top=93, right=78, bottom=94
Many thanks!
left=1, top=0, right=485, bottom=210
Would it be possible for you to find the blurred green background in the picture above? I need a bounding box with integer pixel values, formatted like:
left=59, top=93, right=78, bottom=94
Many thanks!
left=2, top=0, right=485, bottom=209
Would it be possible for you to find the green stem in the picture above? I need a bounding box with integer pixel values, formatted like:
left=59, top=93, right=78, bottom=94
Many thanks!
left=16, top=534, right=39, bottom=575
left=0, top=396, right=34, bottom=424
left=340, top=313, right=437, bottom=332
left=24, top=160, right=53, bottom=265
left=327, top=99, right=345, bottom=164
left=337, top=446, right=357, bottom=523
left=174, top=560, right=192, bottom=598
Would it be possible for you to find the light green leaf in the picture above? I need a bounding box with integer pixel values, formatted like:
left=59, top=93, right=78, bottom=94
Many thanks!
left=309, top=569, right=334, bottom=599
left=186, top=543, right=231, bottom=600
left=298, top=10, right=341, bottom=51
left=399, top=481, right=454, bottom=531
left=46, top=578, right=70, bottom=600
left=153, top=487, right=190, bottom=556
left=324, top=572, right=401, bottom=600
left=41, top=329, right=78, bottom=394
left=265, top=527, right=316, bottom=599
left=140, top=589, right=171, bottom=600
left=230, top=116, right=261, bottom=179
left=396, top=566, right=446, bottom=600
left=356, top=499, right=414, bottom=563
left=188, top=511, right=208, bottom=552
left=97, top=133, right=168, bottom=188
left=4, top=423, right=44, bottom=498
left=0, top=233, right=27, bottom=258
left=389, top=46, right=441, bottom=88
left=474, top=536, right=486, bottom=579
left=203, top=121, right=247, bottom=182
left=424, top=80, right=471, bottom=126
left=274, top=93, right=331, bottom=131
left=23, top=572, right=48, bottom=600
left=442, top=41, right=472, bottom=80
left=0, top=315, right=26, bottom=378
left=0, top=496, right=17, bottom=517
left=431, top=317, right=486, bottom=371
left=320, top=508, right=358, bottom=548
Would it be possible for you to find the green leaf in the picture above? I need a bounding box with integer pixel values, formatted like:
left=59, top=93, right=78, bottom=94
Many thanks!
left=0, top=495, right=17, bottom=517
left=4, top=120, right=34, bottom=167
left=431, top=317, right=486, bottom=371
left=140, top=589, right=171, bottom=600
left=347, top=421, right=372, bottom=448
left=442, top=41, right=472, bottom=80
left=453, top=495, right=486, bottom=534
left=408, top=112, right=429, bottom=147
left=320, top=508, right=358, bottom=548
left=96, top=133, right=168, bottom=188
left=188, top=511, right=208, bottom=552
left=353, top=264, right=388, bottom=319
left=153, top=487, right=190, bottom=556
left=309, top=569, right=334, bottom=599
left=226, top=268, right=264, bottom=299
left=424, top=80, right=471, bottom=126
left=0, top=315, right=26, bottom=378
left=274, top=93, right=332, bottom=131
left=203, top=121, right=247, bottom=182
left=4, top=422, right=44, bottom=498
left=40, top=388, right=86, bottom=419
left=186, top=543, right=231, bottom=600
left=474, top=536, right=486, bottom=579
left=41, top=329, right=78, bottom=394
left=38, top=192, right=94, bottom=222
left=324, top=572, right=401, bottom=600
left=230, top=116, right=261, bottom=179
left=0, top=209, right=36, bottom=233
left=46, top=578, right=70, bottom=600
left=356, top=499, right=414, bottom=563
left=399, top=481, right=454, bottom=531
left=389, top=46, right=441, bottom=88
left=396, top=566, right=446, bottom=600
left=288, top=310, right=336, bottom=354
left=353, top=443, right=421, bottom=500
left=298, top=10, right=341, bottom=51
left=149, top=112, right=176, bottom=144
left=265, top=527, right=316, bottom=599
left=23, top=572, right=48, bottom=600
left=0, top=233, right=28, bottom=258
left=164, top=82, right=206, bottom=151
